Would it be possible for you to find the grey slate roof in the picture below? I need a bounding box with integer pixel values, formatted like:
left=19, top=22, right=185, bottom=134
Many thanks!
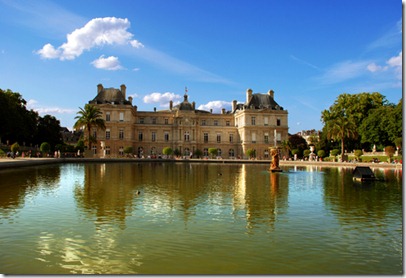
left=89, top=88, right=131, bottom=105
left=247, top=93, right=283, bottom=110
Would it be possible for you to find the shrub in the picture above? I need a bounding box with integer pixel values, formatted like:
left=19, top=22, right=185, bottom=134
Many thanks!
left=208, top=148, right=218, bottom=158
left=354, top=149, right=363, bottom=161
left=123, top=146, right=133, bottom=154
left=246, top=148, right=256, bottom=159
left=317, top=150, right=326, bottom=158
left=162, top=147, right=173, bottom=156
left=11, top=142, right=20, bottom=154
left=40, top=142, right=51, bottom=156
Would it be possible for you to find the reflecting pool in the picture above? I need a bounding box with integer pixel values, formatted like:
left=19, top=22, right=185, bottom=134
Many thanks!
left=0, top=162, right=402, bottom=274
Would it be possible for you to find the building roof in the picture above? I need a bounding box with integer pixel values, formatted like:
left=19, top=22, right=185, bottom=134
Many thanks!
left=89, top=88, right=131, bottom=105
left=247, top=93, right=283, bottom=110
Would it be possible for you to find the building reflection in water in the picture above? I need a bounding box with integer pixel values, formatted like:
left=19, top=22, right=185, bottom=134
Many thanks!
left=233, top=164, right=289, bottom=233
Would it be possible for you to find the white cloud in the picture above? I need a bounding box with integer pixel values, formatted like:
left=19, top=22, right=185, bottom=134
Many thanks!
left=27, top=99, right=75, bottom=115
left=198, top=100, right=231, bottom=113
left=366, top=52, right=402, bottom=80
left=91, top=55, right=123, bottom=70
left=143, top=92, right=182, bottom=107
left=317, top=60, right=371, bottom=85
left=366, top=62, right=385, bottom=73
left=36, top=17, right=144, bottom=60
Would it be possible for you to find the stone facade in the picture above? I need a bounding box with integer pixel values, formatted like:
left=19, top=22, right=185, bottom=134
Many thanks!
left=86, top=84, right=289, bottom=159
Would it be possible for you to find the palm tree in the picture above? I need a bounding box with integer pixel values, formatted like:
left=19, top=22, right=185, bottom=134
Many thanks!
left=74, top=104, right=106, bottom=150
left=326, top=116, right=358, bottom=161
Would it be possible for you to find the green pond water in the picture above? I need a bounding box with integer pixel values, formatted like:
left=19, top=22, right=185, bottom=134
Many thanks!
left=0, top=162, right=402, bottom=274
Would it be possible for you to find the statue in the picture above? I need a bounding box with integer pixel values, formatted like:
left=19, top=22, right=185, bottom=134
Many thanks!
left=269, top=147, right=282, bottom=172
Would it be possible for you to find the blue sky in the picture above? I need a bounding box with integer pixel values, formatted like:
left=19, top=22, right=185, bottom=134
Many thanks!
left=0, top=0, right=402, bottom=133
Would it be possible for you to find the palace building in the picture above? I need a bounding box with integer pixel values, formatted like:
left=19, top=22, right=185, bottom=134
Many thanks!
left=85, top=84, right=289, bottom=159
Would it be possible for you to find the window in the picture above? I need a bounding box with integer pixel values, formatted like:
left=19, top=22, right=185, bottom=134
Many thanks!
left=164, top=132, right=169, bottom=142
left=217, top=148, right=222, bottom=157
left=106, top=112, right=111, bottom=122
left=226, top=121, right=230, bottom=126
left=264, top=132, right=269, bottom=144
left=214, top=120, right=218, bottom=126
left=203, top=148, right=208, bottom=156
left=92, top=130, right=97, bottom=139
left=251, top=132, right=256, bottom=143
left=184, top=131, right=190, bottom=142
left=217, top=133, right=221, bottom=143
left=277, top=118, right=281, bottom=126
left=139, top=118, right=144, bottom=124
left=229, top=133, right=234, bottom=143
left=105, top=129, right=110, bottom=140
left=92, top=145, right=97, bottom=154
left=201, top=119, right=206, bottom=126
left=204, top=132, right=208, bottom=143
left=119, top=112, right=124, bottom=122
left=119, top=129, right=124, bottom=140
left=138, top=131, right=143, bottom=142
left=119, top=146, right=124, bottom=156
left=152, top=132, right=156, bottom=142
left=152, top=118, right=156, bottom=124
left=229, top=149, right=235, bottom=157
left=165, top=118, right=169, bottom=125
left=264, top=117, right=268, bottom=126
left=105, top=146, right=110, bottom=155
left=251, top=117, right=256, bottom=125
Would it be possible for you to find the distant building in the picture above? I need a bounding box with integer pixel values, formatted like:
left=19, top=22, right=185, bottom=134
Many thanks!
left=83, top=84, right=289, bottom=159
left=60, top=127, right=82, bottom=146
left=297, top=129, right=320, bottom=145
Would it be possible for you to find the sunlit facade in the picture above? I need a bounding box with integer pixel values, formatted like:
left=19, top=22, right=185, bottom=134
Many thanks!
left=86, top=84, right=289, bottom=159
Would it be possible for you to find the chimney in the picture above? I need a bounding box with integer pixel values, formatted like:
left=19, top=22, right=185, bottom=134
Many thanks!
left=221, top=108, right=226, bottom=114
left=154, top=107, right=156, bottom=112
left=210, top=109, right=213, bottom=114
left=97, top=83, right=103, bottom=94
left=169, top=100, right=173, bottom=110
left=120, top=84, right=126, bottom=98
left=232, top=100, right=237, bottom=111
left=246, top=88, right=253, bottom=103
left=268, top=90, right=274, bottom=98
left=192, top=101, right=195, bottom=110
left=128, top=96, right=133, bottom=104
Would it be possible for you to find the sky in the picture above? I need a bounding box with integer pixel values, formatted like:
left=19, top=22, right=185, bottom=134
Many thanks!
left=0, top=0, right=402, bottom=134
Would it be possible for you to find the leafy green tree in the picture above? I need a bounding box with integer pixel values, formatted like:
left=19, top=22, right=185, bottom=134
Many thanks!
left=173, top=148, right=180, bottom=157
left=208, top=148, right=218, bottom=158
left=11, top=142, right=20, bottom=154
left=40, top=142, right=51, bottom=156
left=194, top=149, right=203, bottom=158
left=74, top=104, right=106, bottom=150
left=124, top=146, right=133, bottom=155
left=288, top=134, right=307, bottom=155
left=354, top=150, right=363, bottom=161
left=162, top=147, right=173, bottom=156
left=317, top=150, right=326, bottom=159
left=35, top=115, right=63, bottom=151
left=246, top=148, right=256, bottom=159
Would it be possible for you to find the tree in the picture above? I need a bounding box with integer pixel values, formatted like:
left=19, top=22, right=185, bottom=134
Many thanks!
left=385, top=146, right=396, bottom=162
left=11, top=142, right=20, bottom=154
left=162, top=147, right=173, bottom=157
left=208, top=148, right=218, bottom=158
left=322, top=101, right=358, bottom=161
left=123, top=146, right=133, bottom=155
left=35, top=115, right=63, bottom=151
left=194, top=149, right=203, bottom=158
left=40, top=142, right=51, bottom=156
left=246, top=148, right=256, bottom=159
left=354, top=150, right=363, bottom=161
left=317, top=150, right=326, bottom=159
left=74, top=104, right=106, bottom=150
